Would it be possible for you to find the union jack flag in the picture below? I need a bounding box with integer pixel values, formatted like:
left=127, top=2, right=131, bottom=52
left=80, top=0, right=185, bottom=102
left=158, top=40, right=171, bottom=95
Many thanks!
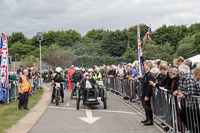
left=143, top=25, right=152, bottom=41
left=137, top=25, right=143, bottom=76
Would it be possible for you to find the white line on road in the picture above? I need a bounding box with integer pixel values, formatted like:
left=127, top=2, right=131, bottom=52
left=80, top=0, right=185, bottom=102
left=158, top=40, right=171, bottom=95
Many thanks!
left=48, top=106, right=140, bottom=115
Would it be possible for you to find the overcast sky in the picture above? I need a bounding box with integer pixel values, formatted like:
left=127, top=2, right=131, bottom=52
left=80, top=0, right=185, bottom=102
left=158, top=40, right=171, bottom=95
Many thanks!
left=0, top=0, right=200, bottom=38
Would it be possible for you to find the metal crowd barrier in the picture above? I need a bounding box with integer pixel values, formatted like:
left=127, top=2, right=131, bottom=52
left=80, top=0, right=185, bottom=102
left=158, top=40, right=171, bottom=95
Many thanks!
left=172, top=95, right=200, bottom=133
left=8, top=78, right=43, bottom=102
left=105, top=77, right=200, bottom=133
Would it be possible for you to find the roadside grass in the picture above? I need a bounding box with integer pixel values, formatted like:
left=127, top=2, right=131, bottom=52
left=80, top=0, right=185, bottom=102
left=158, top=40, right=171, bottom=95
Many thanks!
left=0, top=89, right=44, bottom=133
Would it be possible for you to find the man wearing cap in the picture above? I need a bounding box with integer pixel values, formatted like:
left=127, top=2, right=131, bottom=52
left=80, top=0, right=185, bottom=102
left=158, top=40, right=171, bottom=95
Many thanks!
left=116, top=62, right=124, bottom=78
left=68, top=65, right=75, bottom=91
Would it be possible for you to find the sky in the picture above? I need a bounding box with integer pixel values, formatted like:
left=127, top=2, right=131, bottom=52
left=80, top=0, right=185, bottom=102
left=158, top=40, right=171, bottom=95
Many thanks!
left=0, top=0, right=200, bottom=38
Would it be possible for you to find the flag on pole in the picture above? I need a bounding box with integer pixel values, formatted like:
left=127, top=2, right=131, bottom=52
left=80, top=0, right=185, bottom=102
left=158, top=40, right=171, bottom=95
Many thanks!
left=137, top=25, right=143, bottom=76
left=143, top=25, right=152, bottom=41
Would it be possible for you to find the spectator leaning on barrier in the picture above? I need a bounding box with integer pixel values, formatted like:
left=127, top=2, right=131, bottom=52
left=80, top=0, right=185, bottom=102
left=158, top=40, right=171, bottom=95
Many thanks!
left=141, top=61, right=154, bottom=126
left=173, top=65, right=199, bottom=132
left=149, top=64, right=172, bottom=90
left=18, top=69, right=31, bottom=110
left=127, top=65, right=138, bottom=80
left=116, top=62, right=124, bottom=77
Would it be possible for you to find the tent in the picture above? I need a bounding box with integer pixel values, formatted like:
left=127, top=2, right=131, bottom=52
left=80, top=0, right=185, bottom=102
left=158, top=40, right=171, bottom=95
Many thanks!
left=188, top=55, right=200, bottom=63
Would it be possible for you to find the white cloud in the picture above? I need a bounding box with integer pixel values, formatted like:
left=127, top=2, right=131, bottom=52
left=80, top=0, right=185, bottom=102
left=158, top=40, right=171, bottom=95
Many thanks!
left=0, top=0, right=200, bottom=38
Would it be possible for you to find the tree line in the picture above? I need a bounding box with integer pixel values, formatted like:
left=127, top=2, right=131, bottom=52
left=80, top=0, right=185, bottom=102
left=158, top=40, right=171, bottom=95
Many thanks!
left=7, top=23, right=200, bottom=68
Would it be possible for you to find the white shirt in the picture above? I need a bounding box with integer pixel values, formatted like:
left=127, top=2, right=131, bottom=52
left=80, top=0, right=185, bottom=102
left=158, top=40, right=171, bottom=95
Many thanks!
left=86, top=80, right=92, bottom=89
left=117, top=67, right=124, bottom=76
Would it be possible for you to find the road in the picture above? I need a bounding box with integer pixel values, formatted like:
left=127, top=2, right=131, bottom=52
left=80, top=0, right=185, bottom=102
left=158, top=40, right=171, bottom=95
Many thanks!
left=29, top=84, right=162, bottom=133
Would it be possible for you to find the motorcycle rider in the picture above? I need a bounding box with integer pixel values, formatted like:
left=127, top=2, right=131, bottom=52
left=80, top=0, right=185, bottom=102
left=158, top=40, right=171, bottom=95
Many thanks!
left=80, top=72, right=96, bottom=105
left=93, top=67, right=102, bottom=83
left=70, top=67, right=83, bottom=99
left=51, top=67, right=66, bottom=103
left=88, top=68, right=94, bottom=78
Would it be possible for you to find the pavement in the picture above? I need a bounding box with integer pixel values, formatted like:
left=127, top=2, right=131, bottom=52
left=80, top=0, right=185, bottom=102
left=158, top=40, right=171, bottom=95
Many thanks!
left=6, top=83, right=163, bottom=133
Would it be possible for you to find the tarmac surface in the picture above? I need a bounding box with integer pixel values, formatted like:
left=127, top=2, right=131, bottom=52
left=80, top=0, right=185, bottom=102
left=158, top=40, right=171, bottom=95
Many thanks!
left=28, top=83, right=162, bottom=133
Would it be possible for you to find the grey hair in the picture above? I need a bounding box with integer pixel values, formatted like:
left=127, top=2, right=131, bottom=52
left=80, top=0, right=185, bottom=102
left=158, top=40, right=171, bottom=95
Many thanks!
left=169, top=68, right=179, bottom=75
left=178, top=65, right=190, bottom=74
left=173, top=59, right=178, bottom=64
left=23, top=69, right=28, bottom=73
left=150, top=67, right=160, bottom=74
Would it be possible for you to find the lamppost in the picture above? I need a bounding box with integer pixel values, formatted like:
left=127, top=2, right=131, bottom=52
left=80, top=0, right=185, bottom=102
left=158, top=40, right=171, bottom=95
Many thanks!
left=37, top=32, right=43, bottom=75
left=14, top=53, right=18, bottom=71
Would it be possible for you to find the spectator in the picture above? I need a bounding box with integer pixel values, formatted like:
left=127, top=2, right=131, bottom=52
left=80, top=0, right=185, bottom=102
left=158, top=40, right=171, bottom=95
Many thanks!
left=141, top=61, right=154, bottom=126
left=177, top=56, right=184, bottom=66
left=185, top=59, right=193, bottom=71
left=171, top=59, right=178, bottom=68
left=173, top=65, right=198, bottom=132
left=127, top=66, right=138, bottom=80
left=116, top=62, right=124, bottom=77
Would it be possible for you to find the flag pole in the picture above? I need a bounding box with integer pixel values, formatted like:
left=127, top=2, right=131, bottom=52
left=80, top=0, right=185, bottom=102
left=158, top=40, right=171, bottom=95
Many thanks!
left=142, top=38, right=146, bottom=50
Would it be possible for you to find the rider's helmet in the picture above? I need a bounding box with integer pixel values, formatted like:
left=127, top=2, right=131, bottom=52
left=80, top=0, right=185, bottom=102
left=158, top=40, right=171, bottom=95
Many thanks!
left=84, top=72, right=90, bottom=80
left=96, top=67, right=100, bottom=72
left=75, top=67, right=80, bottom=72
left=88, top=68, right=94, bottom=73
left=56, top=67, right=63, bottom=73
left=82, top=68, right=86, bottom=72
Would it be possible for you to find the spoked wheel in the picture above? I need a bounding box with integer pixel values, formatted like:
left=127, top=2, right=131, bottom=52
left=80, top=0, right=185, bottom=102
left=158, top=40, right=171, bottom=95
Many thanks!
left=76, top=90, right=80, bottom=110
left=55, top=91, right=59, bottom=106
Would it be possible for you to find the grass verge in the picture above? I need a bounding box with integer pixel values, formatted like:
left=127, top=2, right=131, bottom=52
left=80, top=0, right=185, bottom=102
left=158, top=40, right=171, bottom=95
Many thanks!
left=0, top=89, right=44, bottom=133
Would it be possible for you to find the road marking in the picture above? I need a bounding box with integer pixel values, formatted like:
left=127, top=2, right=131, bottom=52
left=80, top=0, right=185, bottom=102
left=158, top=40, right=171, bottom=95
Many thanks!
left=48, top=106, right=140, bottom=115
left=79, top=109, right=101, bottom=124
left=66, top=103, right=70, bottom=106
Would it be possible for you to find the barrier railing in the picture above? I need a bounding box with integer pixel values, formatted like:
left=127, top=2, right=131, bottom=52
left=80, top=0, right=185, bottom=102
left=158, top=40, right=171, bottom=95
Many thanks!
left=7, top=78, right=43, bottom=102
left=105, top=76, right=200, bottom=133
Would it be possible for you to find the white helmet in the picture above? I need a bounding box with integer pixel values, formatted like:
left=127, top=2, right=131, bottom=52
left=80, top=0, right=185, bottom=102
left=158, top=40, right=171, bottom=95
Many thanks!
left=82, top=68, right=86, bottom=72
left=96, top=67, right=100, bottom=71
left=56, top=67, right=63, bottom=73
left=75, top=67, right=80, bottom=71
left=88, top=68, right=94, bottom=73
left=84, top=72, right=89, bottom=77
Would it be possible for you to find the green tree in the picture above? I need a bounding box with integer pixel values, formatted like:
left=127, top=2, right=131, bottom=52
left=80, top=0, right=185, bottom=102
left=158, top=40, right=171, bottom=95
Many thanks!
left=7, top=32, right=27, bottom=48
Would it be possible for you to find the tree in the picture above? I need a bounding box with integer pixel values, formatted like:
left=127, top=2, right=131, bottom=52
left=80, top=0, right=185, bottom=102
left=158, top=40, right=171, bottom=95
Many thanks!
left=85, top=29, right=105, bottom=42
left=101, top=30, right=128, bottom=57
left=152, top=25, right=187, bottom=49
left=194, top=31, right=200, bottom=53
left=7, top=32, right=27, bottom=48
left=8, top=41, right=36, bottom=61
left=175, top=35, right=196, bottom=59
left=43, top=44, right=76, bottom=68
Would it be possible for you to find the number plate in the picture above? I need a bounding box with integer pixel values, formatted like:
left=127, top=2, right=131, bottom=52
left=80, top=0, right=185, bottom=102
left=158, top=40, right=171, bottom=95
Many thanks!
left=97, top=97, right=101, bottom=102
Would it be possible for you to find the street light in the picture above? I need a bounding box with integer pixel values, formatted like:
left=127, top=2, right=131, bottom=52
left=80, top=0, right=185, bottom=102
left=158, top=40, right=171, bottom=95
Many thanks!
left=37, top=32, right=43, bottom=75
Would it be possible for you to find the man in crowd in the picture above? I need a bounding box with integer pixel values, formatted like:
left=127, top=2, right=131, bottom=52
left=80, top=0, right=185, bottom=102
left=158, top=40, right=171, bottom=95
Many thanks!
left=173, top=65, right=199, bottom=132
left=18, top=69, right=31, bottom=110
left=116, top=62, right=124, bottom=78
left=68, top=65, right=75, bottom=91
left=141, top=61, right=154, bottom=126
left=127, top=65, right=138, bottom=80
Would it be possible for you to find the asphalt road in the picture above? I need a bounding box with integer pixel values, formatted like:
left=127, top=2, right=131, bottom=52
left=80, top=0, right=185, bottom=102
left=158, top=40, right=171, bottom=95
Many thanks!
left=29, top=83, right=162, bottom=133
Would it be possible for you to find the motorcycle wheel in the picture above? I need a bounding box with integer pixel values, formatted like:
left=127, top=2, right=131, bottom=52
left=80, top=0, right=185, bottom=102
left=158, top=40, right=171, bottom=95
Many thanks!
left=76, top=90, right=80, bottom=110
left=55, top=90, right=59, bottom=106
